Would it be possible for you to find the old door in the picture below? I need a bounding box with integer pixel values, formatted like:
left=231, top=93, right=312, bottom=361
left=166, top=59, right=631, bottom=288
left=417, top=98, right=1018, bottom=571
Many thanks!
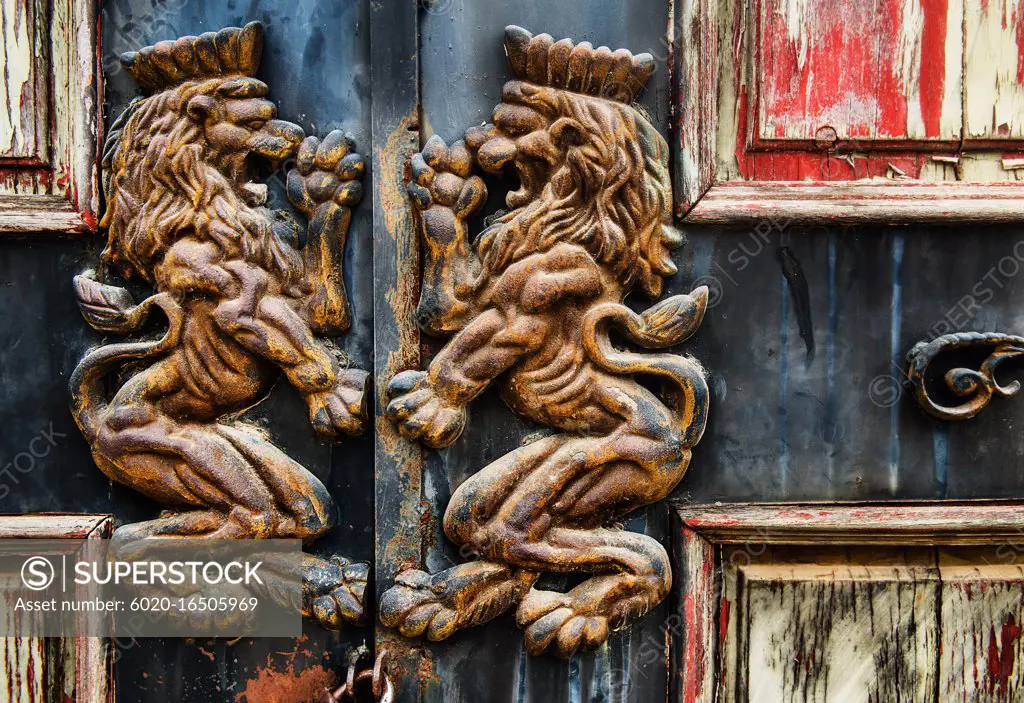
left=2, top=0, right=1024, bottom=701
left=374, top=1, right=1024, bottom=701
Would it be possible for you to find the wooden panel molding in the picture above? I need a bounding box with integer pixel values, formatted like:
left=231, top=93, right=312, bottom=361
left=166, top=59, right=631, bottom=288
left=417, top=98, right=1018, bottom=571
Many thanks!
left=0, top=0, right=100, bottom=233
left=675, top=0, right=1024, bottom=223
left=0, top=514, right=112, bottom=702
left=673, top=502, right=1024, bottom=702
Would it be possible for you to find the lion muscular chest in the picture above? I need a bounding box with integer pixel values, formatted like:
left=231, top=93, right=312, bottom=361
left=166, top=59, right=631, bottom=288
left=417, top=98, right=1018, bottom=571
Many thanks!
left=177, top=305, right=276, bottom=407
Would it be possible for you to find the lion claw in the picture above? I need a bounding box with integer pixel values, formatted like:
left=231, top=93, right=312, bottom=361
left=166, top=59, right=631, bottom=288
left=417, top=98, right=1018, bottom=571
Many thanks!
left=288, top=130, right=365, bottom=217
left=406, top=135, right=486, bottom=218
left=307, top=368, right=370, bottom=439
left=305, top=557, right=369, bottom=630
left=384, top=371, right=467, bottom=448
left=518, top=590, right=610, bottom=657
left=379, top=569, right=459, bottom=640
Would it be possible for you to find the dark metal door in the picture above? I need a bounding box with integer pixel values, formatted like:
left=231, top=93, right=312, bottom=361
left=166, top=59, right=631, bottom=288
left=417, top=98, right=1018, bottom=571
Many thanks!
left=3, top=0, right=1024, bottom=701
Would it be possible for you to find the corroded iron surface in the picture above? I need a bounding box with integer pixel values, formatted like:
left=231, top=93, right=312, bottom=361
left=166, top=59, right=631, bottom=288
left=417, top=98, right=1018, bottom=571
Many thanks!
left=906, top=332, right=1024, bottom=421
left=69, top=22, right=369, bottom=629
left=380, top=26, right=710, bottom=658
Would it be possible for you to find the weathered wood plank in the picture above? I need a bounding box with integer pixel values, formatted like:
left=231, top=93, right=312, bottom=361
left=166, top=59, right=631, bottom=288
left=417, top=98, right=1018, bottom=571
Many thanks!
left=0, top=514, right=110, bottom=539
left=687, top=182, right=1024, bottom=223
left=673, top=518, right=717, bottom=703
left=737, top=552, right=940, bottom=703
left=370, top=1, right=427, bottom=701
left=964, top=0, right=1024, bottom=140
left=0, top=630, right=46, bottom=702
left=757, top=0, right=963, bottom=143
left=674, top=0, right=718, bottom=214
left=0, top=0, right=48, bottom=161
left=939, top=549, right=1024, bottom=701
left=677, top=502, right=1024, bottom=545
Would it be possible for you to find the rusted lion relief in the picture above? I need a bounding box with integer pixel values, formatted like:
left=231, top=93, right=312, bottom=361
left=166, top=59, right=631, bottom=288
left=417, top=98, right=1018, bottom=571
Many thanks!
left=380, top=26, right=710, bottom=657
left=70, top=23, right=369, bottom=629
left=907, top=332, right=1024, bottom=420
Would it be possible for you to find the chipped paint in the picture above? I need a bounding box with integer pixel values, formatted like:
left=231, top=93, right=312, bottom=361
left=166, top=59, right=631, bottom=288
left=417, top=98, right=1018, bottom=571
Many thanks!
left=0, top=0, right=39, bottom=157
left=713, top=0, right=1024, bottom=184
left=965, top=0, right=1024, bottom=138
left=0, top=0, right=99, bottom=232
left=761, top=0, right=962, bottom=142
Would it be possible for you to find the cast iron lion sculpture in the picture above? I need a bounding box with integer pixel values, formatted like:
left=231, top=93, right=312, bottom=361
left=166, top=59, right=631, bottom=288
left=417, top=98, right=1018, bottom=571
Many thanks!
left=380, top=26, right=710, bottom=657
left=70, top=22, right=368, bottom=629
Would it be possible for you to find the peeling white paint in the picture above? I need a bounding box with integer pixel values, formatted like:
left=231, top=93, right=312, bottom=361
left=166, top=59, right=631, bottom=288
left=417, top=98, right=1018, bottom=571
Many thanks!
left=965, top=0, right=1024, bottom=138
left=0, top=0, right=36, bottom=156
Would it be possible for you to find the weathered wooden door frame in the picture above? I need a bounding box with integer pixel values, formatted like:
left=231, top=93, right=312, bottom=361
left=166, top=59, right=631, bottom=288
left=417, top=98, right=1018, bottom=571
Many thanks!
left=673, top=500, right=1024, bottom=702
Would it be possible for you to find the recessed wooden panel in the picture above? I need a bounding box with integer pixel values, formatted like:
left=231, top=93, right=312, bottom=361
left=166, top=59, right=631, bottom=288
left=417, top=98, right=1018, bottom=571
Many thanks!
left=0, top=516, right=112, bottom=702
left=757, top=0, right=963, bottom=145
left=0, top=0, right=49, bottom=162
left=939, top=549, right=1024, bottom=701
left=676, top=504, right=1024, bottom=702
left=964, top=0, right=1024, bottom=140
left=678, top=0, right=1024, bottom=221
left=0, top=0, right=97, bottom=233
left=730, top=551, right=940, bottom=703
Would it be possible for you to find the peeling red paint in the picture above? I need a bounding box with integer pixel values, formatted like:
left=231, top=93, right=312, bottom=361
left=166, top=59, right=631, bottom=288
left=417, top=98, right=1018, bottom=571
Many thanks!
left=681, top=528, right=714, bottom=703
left=718, top=596, right=731, bottom=647
left=986, top=614, right=1022, bottom=697
left=919, top=0, right=949, bottom=138
left=1016, top=5, right=1024, bottom=86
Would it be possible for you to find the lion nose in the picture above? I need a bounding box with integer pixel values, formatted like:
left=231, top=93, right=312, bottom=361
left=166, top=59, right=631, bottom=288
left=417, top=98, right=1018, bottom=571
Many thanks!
left=476, top=135, right=518, bottom=174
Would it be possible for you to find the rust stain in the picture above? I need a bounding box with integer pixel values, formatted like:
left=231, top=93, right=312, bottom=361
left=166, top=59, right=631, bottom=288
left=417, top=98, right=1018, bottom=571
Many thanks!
left=375, top=113, right=428, bottom=575
left=236, top=636, right=334, bottom=703
left=235, top=664, right=335, bottom=703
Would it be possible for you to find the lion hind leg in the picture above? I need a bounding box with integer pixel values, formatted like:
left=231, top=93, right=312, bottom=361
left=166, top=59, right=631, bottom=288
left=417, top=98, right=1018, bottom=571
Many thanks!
left=379, top=561, right=537, bottom=641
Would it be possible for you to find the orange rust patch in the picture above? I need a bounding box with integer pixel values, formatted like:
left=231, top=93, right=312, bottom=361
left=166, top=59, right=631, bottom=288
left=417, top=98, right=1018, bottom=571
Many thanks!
left=235, top=663, right=335, bottom=703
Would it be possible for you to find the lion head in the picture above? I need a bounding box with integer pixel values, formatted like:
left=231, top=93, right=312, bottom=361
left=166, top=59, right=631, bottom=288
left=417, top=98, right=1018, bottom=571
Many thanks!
left=99, top=23, right=303, bottom=285
left=465, top=27, right=682, bottom=298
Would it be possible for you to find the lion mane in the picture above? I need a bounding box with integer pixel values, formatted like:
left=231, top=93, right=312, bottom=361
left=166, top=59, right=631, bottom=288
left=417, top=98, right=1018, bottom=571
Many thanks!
left=99, top=79, right=297, bottom=288
left=476, top=82, right=682, bottom=298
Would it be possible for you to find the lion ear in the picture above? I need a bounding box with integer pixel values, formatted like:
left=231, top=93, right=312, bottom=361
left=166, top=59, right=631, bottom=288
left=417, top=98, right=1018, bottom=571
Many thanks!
left=186, top=95, right=217, bottom=122
left=549, top=117, right=585, bottom=148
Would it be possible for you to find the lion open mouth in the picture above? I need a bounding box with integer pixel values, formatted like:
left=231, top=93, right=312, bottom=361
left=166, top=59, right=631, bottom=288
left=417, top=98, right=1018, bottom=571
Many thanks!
left=474, top=134, right=548, bottom=212
left=508, top=158, right=546, bottom=210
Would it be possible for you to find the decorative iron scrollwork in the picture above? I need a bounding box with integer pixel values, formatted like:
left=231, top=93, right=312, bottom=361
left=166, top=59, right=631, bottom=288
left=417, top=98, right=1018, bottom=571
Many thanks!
left=380, top=26, right=710, bottom=657
left=70, top=22, right=369, bottom=628
left=906, top=332, right=1024, bottom=421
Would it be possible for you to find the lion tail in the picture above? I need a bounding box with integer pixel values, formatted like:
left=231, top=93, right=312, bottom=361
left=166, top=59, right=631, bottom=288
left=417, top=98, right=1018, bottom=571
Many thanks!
left=581, top=287, right=710, bottom=447
left=69, top=271, right=184, bottom=443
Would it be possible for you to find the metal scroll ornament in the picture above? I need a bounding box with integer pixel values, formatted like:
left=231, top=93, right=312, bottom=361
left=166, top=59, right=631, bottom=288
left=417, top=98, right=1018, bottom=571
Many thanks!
left=906, top=332, right=1024, bottom=421
left=69, top=23, right=369, bottom=628
left=380, top=26, right=710, bottom=657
